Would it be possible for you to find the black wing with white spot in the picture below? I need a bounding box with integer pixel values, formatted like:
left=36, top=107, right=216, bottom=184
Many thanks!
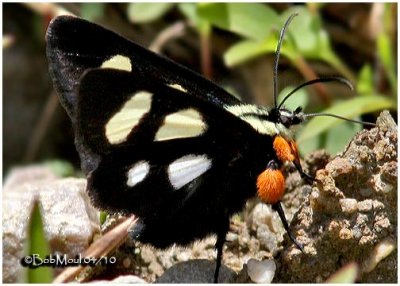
left=46, top=15, right=240, bottom=120
left=46, top=15, right=315, bottom=281
left=46, top=16, right=277, bottom=252
left=75, top=67, right=276, bottom=248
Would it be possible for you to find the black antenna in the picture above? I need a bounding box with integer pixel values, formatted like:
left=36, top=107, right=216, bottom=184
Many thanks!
left=273, top=14, right=376, bottom=128
left=304, top=112, right=376, bottom=126
left=273, top=13, right=298, bottom=109
left=277, top=77, right=353, bottom=110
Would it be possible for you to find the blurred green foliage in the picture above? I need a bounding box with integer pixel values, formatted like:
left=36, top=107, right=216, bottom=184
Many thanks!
left=128, top=3, right=174, bottom=24
left=124, top=3, right=396, bottom=155
left=81, top=3, right=105, bottom=22
left=44, top=160, right=75, bottom=177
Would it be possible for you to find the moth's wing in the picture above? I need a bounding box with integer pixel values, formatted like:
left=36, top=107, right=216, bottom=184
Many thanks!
left=75, top=69, right=273, bottom=247
left=46, top=15, right=240, bottom=120
left=46, top=15, right=275, bottom=248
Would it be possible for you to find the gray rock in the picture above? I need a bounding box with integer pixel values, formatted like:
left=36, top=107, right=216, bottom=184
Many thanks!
left=3, top=166, right=100, bottom=283
left=155, top=259, right=237, bottom=283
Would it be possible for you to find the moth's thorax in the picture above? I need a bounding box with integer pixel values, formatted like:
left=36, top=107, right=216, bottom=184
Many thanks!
left=276, top=122, right=295, bottom=141
left=224, top=104, right=301, bottom=140
left=223, top=104, right=304, bottom=204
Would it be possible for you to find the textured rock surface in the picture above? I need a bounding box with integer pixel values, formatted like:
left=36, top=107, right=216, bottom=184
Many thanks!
left=2, top=166, right=100, bottom=283
left=275, top=111, right=397, bottom=283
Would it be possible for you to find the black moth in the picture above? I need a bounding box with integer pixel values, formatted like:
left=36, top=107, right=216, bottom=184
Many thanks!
left=46, top=14, right=364, bottom=282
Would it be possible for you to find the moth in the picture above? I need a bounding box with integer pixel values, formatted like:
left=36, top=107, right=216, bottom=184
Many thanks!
left=46, top=14, right=372, bottom=282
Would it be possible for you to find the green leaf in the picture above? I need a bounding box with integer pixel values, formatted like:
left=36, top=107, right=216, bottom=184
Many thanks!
left=224, top=37, right=276, bottom=67
left=219, top=6, right=354, bottom=81
left=178, top=3, right=198, bottom=26
left=377, top=33, right=397, bottom=94
left=357, top=65, right=374, bottom=95
left=198, top=3, right=279, bottom=41
left=44, top=160, right=75, bottom=177
left=278, top=86, right=309, bottom=111
left=81, top=3, right=105, bottom=22
left=178, top=3, right=211, bottom=36
left=377, top=33, right=392, bottom=72
left=325, top=262, right=358, bottom=283
left=25, top=201, right=53, bottom=283
left=178, top=3, right=198, bottom=24
left=282, top=7, right=355, bottom=81
left=100, top=211, right=108, bottom=225
left=297, top=95, right=394, bottom=143
left=326, top=121, right=362, bottom=155
left=281, top=7, right=319, bottom=55
left=128, top=3, right=175, bottom=23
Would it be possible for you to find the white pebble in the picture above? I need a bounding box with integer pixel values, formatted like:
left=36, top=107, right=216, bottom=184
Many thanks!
left=247, top=259, right=276, bottom=283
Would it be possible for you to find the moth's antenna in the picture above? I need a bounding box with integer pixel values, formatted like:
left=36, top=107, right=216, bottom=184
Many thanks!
left=304, top=112, right=376, bottom=126
left=274, top=13, right=298, bottom=109
left=277, top=77, right=353, bottom=110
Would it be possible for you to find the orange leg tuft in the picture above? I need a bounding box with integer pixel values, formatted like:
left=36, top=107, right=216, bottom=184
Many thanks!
left=256, top=168, right=285, bottom=204
left=273, top=136, right=295, bottom=162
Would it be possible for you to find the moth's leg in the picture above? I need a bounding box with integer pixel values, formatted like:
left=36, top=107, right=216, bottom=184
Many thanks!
left=293, top=161, right=314, bottom=184
left=272, top=202, right=304, bottom=253
left=273, top=136, right=314, bottom=184
left=214, top=216, right=229, bottom=283
left=129, top=219, right=146, bottom=239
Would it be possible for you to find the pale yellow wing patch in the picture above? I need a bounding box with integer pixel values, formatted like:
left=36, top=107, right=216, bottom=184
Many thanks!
left=155, top=108, right=206, bottom=141
left=101, top=55, right=132, bottom=72
left=241, top=116, right=278, bottom=136
left=225, top=104, right=269, bottom=117
left=105, top=91, right=152, bottom=144
left=168, top=83, right=187, bottom=93
left=224, top=104, right=279, bottom=136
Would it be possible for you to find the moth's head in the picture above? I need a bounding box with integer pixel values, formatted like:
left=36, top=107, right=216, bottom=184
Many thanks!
left=270, top=106, right=305, bottom=129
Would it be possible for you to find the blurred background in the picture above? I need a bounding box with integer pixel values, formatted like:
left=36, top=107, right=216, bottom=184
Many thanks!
left=3, top=3, right=397, bottom=176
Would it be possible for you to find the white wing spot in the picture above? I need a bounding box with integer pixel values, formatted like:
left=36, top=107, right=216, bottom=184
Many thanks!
left=168, top=155, right=211, bottom=190
left=127, top=161, right=150, bottom=187
left=155, top=108, right=206, bottom=141
left=106, top=91, right=152, bottom=144
left=101, top=55, right=132, bottom=72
